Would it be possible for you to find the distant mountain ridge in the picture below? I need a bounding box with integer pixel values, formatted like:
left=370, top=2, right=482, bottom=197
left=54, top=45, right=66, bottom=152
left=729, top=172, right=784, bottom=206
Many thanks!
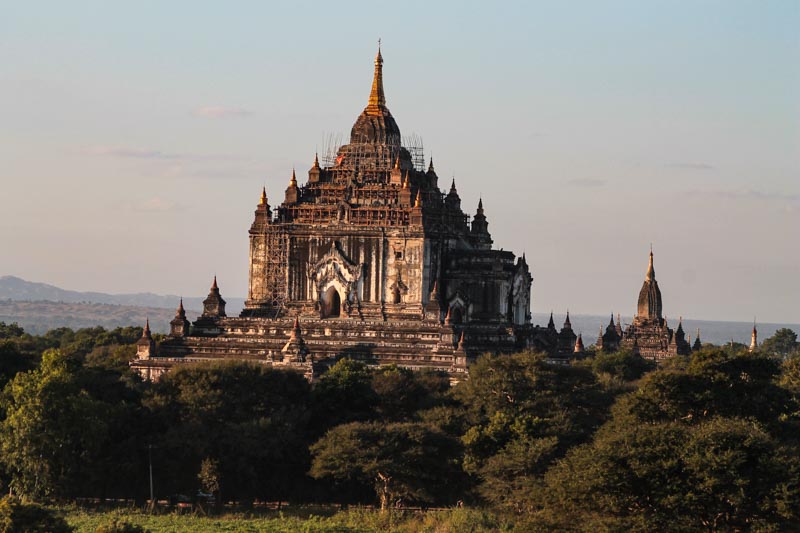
left=0, top=300, right=179, bottom=335
left=0, top=275, right=245, bottom=313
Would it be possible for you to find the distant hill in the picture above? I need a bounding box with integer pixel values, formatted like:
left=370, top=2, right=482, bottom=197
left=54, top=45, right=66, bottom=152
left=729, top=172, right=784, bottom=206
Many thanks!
left=0, top=276, right=796, bottom=345
left=0, top=300, right=184, bottom=335
left=0, top=275, right=244, bottom=313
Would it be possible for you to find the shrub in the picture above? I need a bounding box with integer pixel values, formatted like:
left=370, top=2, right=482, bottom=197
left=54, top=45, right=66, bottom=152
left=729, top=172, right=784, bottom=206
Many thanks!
left=0, top=496, right=72, bottom=533
left=95, top=518, right=147, bottom=533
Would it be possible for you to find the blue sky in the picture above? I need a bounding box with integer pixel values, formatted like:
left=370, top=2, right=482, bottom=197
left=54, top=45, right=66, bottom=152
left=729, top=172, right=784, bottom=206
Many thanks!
left=1, top=1, right=798, bottom=323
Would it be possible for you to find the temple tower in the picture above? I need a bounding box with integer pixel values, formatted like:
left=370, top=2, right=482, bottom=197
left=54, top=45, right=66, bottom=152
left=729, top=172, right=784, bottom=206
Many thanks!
left=750, top=320, right=758, bottom=352
left=636, top=248, right=663, bottom=323
left=136, top=319, right=156, bottom=359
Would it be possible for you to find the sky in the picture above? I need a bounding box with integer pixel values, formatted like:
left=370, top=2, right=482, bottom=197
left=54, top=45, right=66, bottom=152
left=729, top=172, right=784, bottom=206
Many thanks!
left=1, top=1, right=798, bottom=323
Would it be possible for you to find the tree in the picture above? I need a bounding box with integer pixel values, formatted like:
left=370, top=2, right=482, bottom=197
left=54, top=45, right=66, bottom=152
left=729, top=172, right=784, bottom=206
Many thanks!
left=0, top=322, right=24, bottom=340
left=309, top=359, right=377, bottom=432
left=534, top=415, right=800, bottom=531
left=588, top=349, right=656, bottom=381
left=144, top=362, right=312, bottom=503
left=455, top=352, right=611, bottom=511
left=627, top=348, right=789, bottom=426
left=530, top=348, right=800, bottom=531
left=0, top=340, right=35, bottom=387
left=371, top=366, right=450, bottom=421
left=0, top=349, right=113, bottom=500
left=761, top=328, right=799, bottom=358
left=309, top=421, right=466, bottom=510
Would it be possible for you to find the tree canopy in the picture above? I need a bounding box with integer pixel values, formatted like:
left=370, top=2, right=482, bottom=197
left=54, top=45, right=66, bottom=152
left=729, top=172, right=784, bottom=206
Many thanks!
left=0, top=323, right=798, bottom=531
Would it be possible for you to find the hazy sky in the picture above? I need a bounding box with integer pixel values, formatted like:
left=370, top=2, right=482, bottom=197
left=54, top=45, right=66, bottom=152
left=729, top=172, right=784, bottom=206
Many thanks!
left=1, top=1, right=798, bottom=323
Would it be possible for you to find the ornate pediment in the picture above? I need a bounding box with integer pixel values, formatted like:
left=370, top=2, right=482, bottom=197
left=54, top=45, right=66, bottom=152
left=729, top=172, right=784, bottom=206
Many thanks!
left=310, top=242, right=363, bottom=284
left=309, top=242, right=365, bottom=317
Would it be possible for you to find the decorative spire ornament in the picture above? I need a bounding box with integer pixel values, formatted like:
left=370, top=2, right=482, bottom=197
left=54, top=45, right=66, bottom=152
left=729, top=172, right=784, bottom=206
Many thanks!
left=366, top=41, right=386, bottom=114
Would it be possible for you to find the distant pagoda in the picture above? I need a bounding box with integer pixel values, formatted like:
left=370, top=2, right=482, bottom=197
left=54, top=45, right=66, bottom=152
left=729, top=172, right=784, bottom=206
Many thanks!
left=618, top=249, right=691, bottom=360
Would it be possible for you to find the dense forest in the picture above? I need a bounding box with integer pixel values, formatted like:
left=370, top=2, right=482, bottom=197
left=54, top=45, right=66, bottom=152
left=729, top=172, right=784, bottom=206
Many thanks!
left=0, top=321, right=799, bottom=531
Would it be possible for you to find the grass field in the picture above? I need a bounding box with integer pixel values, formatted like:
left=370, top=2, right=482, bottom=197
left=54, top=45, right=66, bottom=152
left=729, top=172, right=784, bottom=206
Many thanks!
left=64, top=507, right=510, bottom=533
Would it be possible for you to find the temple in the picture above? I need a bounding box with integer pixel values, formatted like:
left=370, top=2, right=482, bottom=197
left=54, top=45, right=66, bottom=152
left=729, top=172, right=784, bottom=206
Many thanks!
left=131, top=47, right=555, bottom=381
left=595, top=249, right=692, bottom=361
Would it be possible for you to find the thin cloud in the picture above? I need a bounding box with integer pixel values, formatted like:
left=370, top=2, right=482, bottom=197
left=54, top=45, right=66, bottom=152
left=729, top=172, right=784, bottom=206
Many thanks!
left=83, top=145, right=246, bottom=163
left=666, top=162, right=715, bottom=171
left=686, top=188, right=800, bottom=212
left=134, top=197, right=180, bottom=212
left=85, top=145, right=181, bottom=159
left=193, top=106, right=253, bottom=118
left=567, top=178, right=605, bottom=188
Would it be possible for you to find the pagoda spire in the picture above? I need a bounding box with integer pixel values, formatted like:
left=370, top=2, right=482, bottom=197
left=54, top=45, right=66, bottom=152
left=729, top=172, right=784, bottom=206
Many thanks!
left=203, top=276, right=226, bottom=318
left=289, top=168, right=297, bottom=187
left=281, top=316, right=308, bottom=363
left=750, top=319, right=758, bottom=352
left=136, top=317, right=156, bottom=358
left=260, top=186, right=267, bottom=205
left=290, top=316, right=301, bottom=341
left=637, top=248, right=663, bottom=321
left=445, top=177, right=461, bottom=209
left=574, top=333, right=585, bottom=353
left=366, top=42, right=386, bottom=114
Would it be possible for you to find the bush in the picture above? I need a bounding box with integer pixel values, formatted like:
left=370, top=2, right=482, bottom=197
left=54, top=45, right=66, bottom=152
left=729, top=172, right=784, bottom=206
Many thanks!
left=0, top=496, right=72, bottom=533
left=95, top=518, right=147, bottom=533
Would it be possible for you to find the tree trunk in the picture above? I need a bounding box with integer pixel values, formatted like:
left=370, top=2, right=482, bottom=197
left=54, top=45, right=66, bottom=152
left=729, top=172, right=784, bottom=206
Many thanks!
left=376, top=472, right=392, bottom=511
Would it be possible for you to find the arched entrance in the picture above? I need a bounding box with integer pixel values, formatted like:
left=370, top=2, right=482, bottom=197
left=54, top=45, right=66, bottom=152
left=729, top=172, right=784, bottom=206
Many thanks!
left=323, top=286, right=341, bottom=318
left=451, top=306, right=463, bottom=324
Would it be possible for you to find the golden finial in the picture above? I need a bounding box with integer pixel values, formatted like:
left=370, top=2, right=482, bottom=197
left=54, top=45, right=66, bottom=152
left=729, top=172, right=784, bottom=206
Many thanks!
left=646, top=246, right=655, bottom=281
left=290, top=168, right=297, bottom=187
left=367, top=41, right=386, bottom=114
left=259, top=186, right=267, bottom=205
left=414, top=190, right=422, bottom=208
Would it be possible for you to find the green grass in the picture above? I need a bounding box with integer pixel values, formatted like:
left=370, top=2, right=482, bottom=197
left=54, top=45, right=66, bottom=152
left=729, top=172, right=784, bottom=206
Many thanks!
left=64, top=507, right=510, bottom=533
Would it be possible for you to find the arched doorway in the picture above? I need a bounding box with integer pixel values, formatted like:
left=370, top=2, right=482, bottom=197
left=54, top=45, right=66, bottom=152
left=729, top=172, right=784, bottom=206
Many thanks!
left=451, top=306, right=463, bottom=324
left=323, top=286, right=341, bottom=318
